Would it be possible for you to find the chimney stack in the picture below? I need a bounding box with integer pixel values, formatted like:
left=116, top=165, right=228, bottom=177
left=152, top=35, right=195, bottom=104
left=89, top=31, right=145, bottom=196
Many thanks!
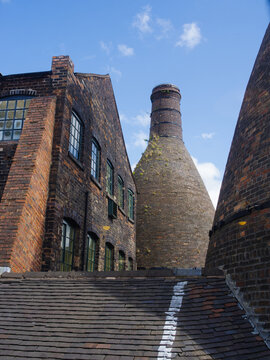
left=134, top=84, right=214, bottom=269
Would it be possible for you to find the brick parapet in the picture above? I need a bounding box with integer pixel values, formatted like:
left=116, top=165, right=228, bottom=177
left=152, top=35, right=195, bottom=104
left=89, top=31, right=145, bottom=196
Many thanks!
left=0, top=96, right=56, bottom=271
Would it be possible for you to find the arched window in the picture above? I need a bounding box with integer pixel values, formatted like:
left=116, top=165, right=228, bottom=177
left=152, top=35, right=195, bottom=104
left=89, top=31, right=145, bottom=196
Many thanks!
left=106, top=160, right=114, bottom=195
left=104, top=242, right=114, bottom=271
left=0, top=96, right=32, bottom=141
left=91, top=138, right=101, bottom=181
left=61, top=220, right=76, bottom=271
left=118, top=175, right=124, bottom=209
left=128, top=257, right=133, bottom=271
left=119, top=250, right=125, bottom=271
left=69, top=111, right=83, bottom=160
left=86, top=233, right=98, bottom=272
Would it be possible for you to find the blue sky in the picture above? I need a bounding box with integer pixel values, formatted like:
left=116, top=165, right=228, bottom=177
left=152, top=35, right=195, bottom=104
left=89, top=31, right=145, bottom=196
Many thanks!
left=0, top=0, right=269, bottom=206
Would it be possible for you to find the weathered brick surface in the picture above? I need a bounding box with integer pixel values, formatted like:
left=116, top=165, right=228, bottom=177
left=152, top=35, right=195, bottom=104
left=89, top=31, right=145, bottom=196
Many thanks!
left=0, top=96, right=56, bottom=271
left=205, top=25, right=270, bottom=337
left=0, top=143, right=17, bottom=202
left=134, top=85, right=214, bottom=269
left=0, top=55, right=136, bottom=272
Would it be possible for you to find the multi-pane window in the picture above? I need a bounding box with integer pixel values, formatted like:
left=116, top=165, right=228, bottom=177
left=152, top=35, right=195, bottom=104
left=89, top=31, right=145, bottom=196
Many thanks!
left=86, top=234, right=97, bottom=272
left=91, top=138, right=100, bottom=181
left=106, top=160, right=114, bottom=195
left=119, top=251, right=125, bottom=271
left=0, top=97, right=32, bottom=141
left=69, top=111, right=83, bottom=160
left=60, top=220, right=75, bottom=271
left=128, top=257, right=133, bottom=271
left=128, top=189, right=135, bottom=220
left=104, top=242, right=114, bottom=271
left=118, top=175, right=124, bottom=209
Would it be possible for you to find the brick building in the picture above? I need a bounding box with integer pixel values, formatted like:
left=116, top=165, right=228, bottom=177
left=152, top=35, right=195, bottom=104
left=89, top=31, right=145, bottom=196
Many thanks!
left=0, top=56, right=136, bottom=273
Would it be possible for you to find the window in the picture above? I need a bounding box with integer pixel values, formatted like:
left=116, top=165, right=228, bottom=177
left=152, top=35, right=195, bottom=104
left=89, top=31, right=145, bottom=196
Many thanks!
left=91, top=138, right=100, bottom=181
left=61, top=220, right=75, bottom=271
left=119, top=251, right=125, bottom=271
left=0, top=97, right=32, bottom=141
left=128, top=189, right=135, bottom=220
left=104, top=242, right=114, bottom=271
left=128, top=257, right=133, bottom=271
left=118, top=175, right=124, bottom=209
left=106, top=160, right=114, bottom=195
left=86, top=234, right=98, bottom=272
left=69, top=111, right=83, bottom=160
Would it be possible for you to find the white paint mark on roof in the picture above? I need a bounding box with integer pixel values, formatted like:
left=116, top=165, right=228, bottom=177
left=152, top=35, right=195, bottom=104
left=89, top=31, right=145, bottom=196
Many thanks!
left=157, top=281, right=187, bottom=359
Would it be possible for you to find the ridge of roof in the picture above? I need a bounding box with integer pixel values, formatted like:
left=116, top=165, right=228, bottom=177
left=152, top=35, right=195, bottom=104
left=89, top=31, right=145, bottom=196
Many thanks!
left=0, top=268, right=224, bottom=281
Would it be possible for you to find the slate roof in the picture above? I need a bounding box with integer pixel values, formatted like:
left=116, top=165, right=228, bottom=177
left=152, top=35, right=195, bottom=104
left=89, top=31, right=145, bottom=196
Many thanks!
left=0, top=270, right=269, bottom=360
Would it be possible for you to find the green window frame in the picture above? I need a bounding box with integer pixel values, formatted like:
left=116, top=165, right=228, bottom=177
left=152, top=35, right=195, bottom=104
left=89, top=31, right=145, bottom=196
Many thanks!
left=119, top=251, right=125, bottom=271
left=104, top=242, right=114, bottom=271
left=86, top=234, right=97, bottom=272
left=69, top=111, right=83, bottom=160
left=91, top=138, right=100, bottom=181
left=0, top=96, right=32, bottom=141
left=128, top=189, right=135, bottom=220
left=128, top=257, right=133, bottom=271
left=60, top=220, right=75, bottom=271
left=118, top=175, right=124, bottom=209
left=106, top=160, right=114, bottom=195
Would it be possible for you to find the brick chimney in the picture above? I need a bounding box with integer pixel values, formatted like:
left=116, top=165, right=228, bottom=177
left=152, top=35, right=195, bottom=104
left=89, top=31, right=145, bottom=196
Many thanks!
left=134, top=84, right=214, bottom=269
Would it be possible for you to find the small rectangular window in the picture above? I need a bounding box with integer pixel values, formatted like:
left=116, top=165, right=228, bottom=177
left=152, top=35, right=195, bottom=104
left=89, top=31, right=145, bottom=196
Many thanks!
left=86, top=234, right=97, bottom=272
left=119, top=251, right=125, bottom=271
left=0, top=97, right=31, bottom=141
left=69, top=112, right=83, bottom=160
left=60, top=220, right=75, bottom=271
left=128, top=189, right=135, bottom=220
left=128, top=257, right=133, bottom=271
left=104, top=243, right=114, bottom=271
left=118, top=176, right=124, bottom=209
left=106, top=160, right=114, bottom=195
left=91, top=138, right=100, bottom=181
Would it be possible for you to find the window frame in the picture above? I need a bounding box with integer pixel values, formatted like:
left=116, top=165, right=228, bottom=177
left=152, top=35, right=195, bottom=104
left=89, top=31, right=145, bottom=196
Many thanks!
left=118, top=250, right=125, bottom=271
left=104, top=242, right=114, bottom=271
left=60, top=220, right=75, bottom=271
left=118, top=175, right=124, bottom=209
left=106, top=159, right=114, bottom=196
left=91, top=138, right=101, bottom=182
left=69, top=111, right=83, bottom=161
left=128, top=257, right=133, bottom=271
left=86, top=233, right=98, bottom=272
left=128, top=189, right=135, bottom=220
left=0, top=96, right=32, bottom=141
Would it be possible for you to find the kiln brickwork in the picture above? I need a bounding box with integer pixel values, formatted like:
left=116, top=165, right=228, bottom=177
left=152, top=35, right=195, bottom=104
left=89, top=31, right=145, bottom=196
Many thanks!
left=205, top=24, right=270, bottom=341
left=0, top=56, right=136, bottom=273
left=134, top=84, right=214, bottom=269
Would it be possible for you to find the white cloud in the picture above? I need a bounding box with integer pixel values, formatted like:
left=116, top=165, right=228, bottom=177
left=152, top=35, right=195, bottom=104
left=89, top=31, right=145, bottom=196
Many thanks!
left=201, top=132, right=215, bottom=140
left=118, top=44, right=134, bottom=57
left=156, top=18, right=173, bottom=39
left=134, top=131, right=149, bottom=149
left=100, top=41, right=112, bottom=55
left=133, top=5, right=152, bottom=34
left=134, top=112, right=150, bottom=127
left=176, top=22, right=202, bottom=49
left=192, top=157, right=222, bottom=207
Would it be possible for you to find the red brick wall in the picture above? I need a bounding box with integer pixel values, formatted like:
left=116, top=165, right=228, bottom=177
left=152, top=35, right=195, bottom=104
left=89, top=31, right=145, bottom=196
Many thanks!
left=0, top=96, right=56, bottom=271
left=205, top=25, right=270, bottom=337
